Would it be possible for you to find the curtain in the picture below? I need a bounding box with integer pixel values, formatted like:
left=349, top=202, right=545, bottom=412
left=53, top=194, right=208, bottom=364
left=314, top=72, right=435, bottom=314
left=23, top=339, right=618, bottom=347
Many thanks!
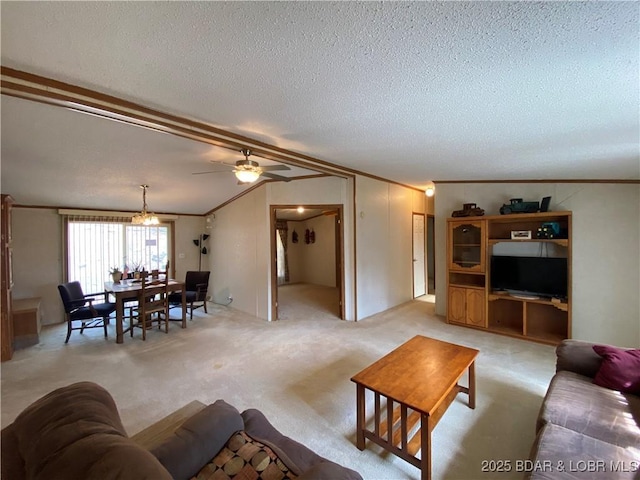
left=61, top=213, right=169, bottom=293
left=276, top=220, right=289, bottom=285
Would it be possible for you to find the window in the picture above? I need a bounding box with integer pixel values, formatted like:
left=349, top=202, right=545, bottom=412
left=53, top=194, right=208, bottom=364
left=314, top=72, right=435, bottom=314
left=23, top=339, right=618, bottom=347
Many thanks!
left=66, top=218, right=170, bottom=293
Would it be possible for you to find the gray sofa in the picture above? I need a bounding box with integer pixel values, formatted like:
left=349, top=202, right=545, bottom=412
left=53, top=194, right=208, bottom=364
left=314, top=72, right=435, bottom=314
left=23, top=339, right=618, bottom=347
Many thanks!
left=528, top=339, right=640, bottom=479
left=1, top=381, right=362, bottom=480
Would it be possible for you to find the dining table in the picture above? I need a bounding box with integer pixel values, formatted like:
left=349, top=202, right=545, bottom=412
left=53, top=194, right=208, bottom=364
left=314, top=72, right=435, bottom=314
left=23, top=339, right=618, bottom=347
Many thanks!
left=104, top=278, right=187, bottom=343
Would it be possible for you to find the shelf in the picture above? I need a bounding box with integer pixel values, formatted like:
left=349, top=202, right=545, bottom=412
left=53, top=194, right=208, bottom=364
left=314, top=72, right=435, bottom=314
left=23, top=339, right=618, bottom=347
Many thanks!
left=448, top=211, right=570, bottom=345
left=488, top=323, right=523, bottom=337
left=489, top=293, right=568, bottom=310
left=488, top=238, right=568, bottom=247
left=450, top=283, right=484, bottom=290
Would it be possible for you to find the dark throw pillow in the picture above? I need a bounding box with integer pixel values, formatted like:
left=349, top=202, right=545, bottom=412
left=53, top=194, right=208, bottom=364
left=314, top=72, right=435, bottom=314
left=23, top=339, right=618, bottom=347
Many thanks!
left=592, top=345, right=640, bottom=395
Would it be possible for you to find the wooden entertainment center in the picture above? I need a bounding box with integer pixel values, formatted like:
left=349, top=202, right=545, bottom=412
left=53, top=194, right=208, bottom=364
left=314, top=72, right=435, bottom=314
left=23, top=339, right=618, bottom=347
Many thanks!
left=446, top=211, right=571, bottom=345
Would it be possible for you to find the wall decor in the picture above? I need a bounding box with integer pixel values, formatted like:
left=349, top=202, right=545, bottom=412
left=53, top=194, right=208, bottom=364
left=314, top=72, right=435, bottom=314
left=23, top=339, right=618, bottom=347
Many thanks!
left=193, top=234, right=210, bottom=271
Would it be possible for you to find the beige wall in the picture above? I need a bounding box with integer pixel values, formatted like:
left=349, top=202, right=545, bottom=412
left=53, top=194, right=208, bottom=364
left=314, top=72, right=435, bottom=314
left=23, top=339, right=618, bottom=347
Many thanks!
left=11, top=207, right=203, bottom=326
left=287, top=214, right=336, bottom=287
left=355, top=177, right=427, bottom=319
left=11, top=208, right=62, bottom=326
left=434, top=183, right=640, bottom=347
left=209, top=176, right=354, bottom=320
left=208, top=186, right=270, bottom=318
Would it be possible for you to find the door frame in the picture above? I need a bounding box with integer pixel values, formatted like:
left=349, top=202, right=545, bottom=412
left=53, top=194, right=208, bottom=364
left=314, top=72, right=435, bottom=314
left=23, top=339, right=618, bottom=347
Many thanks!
left=427, top=214, right=435, bottom=294
left=412, top=212, right=427, bottom=298
left=270, top=204, right=345, bottom=320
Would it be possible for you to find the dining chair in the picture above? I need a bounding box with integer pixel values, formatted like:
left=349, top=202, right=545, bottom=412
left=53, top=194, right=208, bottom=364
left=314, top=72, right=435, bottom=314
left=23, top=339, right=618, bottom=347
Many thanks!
left=57, top=281, right=116, bottom=343
left=129, top=275, right=169, bottom=340
left=168, top=271, right=210, bottom=319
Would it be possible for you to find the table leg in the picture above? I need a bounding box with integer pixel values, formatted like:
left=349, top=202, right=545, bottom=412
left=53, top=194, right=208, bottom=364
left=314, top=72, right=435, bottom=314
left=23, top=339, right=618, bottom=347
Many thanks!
left=469, top=361, right=476, bottom=409
left=420, top=413, right=432, bottom=480
left=116, top=297, right=124, bottom=344
left=356, top=384, right=365, bottom=450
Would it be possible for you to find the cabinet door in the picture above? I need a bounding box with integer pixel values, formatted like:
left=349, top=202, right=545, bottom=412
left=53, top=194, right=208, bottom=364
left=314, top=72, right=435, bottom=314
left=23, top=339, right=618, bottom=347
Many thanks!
left=466, top=289, right=486, bottom=327
left=448, top=221, right=485, bottom=273
left=448, top=286, right=467, bottom=324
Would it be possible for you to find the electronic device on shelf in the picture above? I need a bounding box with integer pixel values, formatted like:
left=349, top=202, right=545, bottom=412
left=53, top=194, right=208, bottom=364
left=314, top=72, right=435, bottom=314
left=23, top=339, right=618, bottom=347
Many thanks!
left=536, top=222, right=564, bottom=239
left=490, top=255, right=568, bottom=299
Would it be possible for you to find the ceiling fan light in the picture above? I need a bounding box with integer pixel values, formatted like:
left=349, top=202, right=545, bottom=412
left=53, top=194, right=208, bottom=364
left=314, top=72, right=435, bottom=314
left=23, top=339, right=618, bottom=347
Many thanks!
left=235, top=169, right=260, bottom=183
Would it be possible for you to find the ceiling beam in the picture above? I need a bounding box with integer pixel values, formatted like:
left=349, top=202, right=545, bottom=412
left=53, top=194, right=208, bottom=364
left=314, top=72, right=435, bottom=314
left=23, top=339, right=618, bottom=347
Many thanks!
left=1, top=66, right=353, bottom=178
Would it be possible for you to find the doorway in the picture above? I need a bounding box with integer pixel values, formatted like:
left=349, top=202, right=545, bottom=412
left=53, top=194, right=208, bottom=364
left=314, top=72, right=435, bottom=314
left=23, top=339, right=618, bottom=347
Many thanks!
left=412, top=213, right=426, bottom=298
left=427, top=214, right=435, bottom=294
left=270, top=205, right=345, bottom=321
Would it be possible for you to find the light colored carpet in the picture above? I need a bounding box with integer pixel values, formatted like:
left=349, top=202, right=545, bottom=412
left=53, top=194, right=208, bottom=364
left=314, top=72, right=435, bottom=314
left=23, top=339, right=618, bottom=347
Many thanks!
left=1, top=284, right=557, bottom=479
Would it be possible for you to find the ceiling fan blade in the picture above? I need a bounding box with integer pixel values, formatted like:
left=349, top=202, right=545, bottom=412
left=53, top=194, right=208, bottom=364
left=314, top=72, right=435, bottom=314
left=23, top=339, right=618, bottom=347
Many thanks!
left=192, top=170, right=228, bottom=175
left=260, top=165, right=291, bottom=172
left=261, top=172, right=292, bottom=182
left=209, top=160, right=236, bottom=169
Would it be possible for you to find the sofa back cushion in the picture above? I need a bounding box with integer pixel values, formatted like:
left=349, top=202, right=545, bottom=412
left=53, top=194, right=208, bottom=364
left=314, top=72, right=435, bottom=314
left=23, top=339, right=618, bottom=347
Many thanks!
left=1, top=381, right=171, bottom=480
left=555, top=339, right=603, bottom=377
left=151, top=399, right=244, bottom=480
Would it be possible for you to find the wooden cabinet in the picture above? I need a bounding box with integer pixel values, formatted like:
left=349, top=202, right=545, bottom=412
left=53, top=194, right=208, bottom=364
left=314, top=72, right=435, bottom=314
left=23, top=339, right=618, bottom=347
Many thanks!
left=447, top=211, right=572, bottom=345
left=448, top=286, right=486, bottom=327
left=1, top=194, right=14, bottom=361
left=13, top=297, right=42, bottom=349
left=448, top=221, right=485, bottom=272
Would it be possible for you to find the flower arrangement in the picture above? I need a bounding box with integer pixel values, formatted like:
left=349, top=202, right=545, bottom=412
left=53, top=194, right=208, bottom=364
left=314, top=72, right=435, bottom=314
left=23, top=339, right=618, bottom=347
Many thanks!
left=109, top=267, right=123, bottom=283
left=128, top=261, right=144, bottom=273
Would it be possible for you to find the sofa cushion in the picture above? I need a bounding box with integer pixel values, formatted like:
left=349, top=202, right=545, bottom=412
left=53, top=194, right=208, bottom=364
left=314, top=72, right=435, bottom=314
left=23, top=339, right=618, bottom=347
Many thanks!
left=537, top=371, right=640, bottom=448
left=151, top=399, right=244, bottom=480
left=592, top=345, right=640, bottom=395
left=194, top=430, right=298, bottom=479
left=1, top=381, right=171, bottom=480
left=556, top=340, right=604, bottom=377
left=528, top=423, right=640, bottom=480
left=241, top=409, right=362, bottom=480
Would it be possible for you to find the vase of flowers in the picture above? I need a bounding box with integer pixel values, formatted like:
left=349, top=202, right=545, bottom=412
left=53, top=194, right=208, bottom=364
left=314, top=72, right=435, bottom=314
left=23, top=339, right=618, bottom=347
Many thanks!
left=110, top=267, right=123, bottom=283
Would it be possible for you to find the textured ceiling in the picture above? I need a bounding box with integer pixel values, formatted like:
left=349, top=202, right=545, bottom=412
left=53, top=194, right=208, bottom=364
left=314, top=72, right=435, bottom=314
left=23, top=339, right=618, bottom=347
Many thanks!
left=1, top=1, right=638, bottom=214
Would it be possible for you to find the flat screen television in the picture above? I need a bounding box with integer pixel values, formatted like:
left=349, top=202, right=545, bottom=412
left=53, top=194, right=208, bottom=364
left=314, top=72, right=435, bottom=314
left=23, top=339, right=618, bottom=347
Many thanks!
left=490, top=255, right=567, bottom=299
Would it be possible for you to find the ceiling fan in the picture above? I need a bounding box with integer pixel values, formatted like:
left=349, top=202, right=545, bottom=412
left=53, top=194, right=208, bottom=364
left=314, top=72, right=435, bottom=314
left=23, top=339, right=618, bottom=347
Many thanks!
left=193, top=149, right=292, bottom=184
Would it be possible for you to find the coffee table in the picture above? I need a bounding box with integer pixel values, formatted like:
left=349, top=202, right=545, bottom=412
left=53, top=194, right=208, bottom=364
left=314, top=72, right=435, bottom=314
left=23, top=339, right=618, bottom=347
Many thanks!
left=350, top=335, right=479, bottom=480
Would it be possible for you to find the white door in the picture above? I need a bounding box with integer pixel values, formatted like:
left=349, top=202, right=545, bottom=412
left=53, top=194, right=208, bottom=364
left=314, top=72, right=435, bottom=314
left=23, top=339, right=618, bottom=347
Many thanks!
left=413, top=214, right=426, bottom=298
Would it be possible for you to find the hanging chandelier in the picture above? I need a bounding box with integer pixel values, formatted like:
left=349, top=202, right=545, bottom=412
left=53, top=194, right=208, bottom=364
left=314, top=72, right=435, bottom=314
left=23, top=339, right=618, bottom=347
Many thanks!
left=131, top=184, right=160, bottom=225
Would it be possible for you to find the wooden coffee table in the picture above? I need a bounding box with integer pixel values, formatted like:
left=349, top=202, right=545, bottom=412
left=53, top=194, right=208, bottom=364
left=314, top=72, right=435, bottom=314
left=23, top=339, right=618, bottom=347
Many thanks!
left=351, top=335, right=479, bottom=480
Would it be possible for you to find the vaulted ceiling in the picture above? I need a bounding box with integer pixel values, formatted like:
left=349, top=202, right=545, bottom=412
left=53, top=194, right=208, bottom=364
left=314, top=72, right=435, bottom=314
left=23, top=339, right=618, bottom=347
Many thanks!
left=1, top=2, right=638, bottom=215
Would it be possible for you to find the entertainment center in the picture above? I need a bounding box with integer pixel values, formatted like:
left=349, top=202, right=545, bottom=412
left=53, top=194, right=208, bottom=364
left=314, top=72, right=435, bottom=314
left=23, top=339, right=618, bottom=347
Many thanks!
left=446, top=211, right=571, bottom=345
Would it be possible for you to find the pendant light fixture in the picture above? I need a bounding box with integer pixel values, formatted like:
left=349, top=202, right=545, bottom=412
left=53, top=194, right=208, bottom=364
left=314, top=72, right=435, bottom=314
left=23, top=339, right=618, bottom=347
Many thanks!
left=131, top=184, right=160, bottom=225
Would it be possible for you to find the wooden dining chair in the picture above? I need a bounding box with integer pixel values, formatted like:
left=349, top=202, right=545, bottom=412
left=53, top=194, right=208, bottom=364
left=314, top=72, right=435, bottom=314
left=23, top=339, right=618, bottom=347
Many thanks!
left=129, top=275, right=169, bottom=340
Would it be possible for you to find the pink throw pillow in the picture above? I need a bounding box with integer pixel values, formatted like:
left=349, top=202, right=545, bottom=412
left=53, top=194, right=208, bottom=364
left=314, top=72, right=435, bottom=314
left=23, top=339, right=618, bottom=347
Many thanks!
left=592, top=345, right=640, bottom=395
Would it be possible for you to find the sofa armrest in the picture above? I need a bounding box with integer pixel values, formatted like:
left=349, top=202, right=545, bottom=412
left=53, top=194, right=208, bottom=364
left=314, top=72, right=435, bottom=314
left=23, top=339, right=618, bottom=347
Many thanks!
left=555, top=339, right=603, bottom=377
left=131, top=400, right=206, bottom=451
